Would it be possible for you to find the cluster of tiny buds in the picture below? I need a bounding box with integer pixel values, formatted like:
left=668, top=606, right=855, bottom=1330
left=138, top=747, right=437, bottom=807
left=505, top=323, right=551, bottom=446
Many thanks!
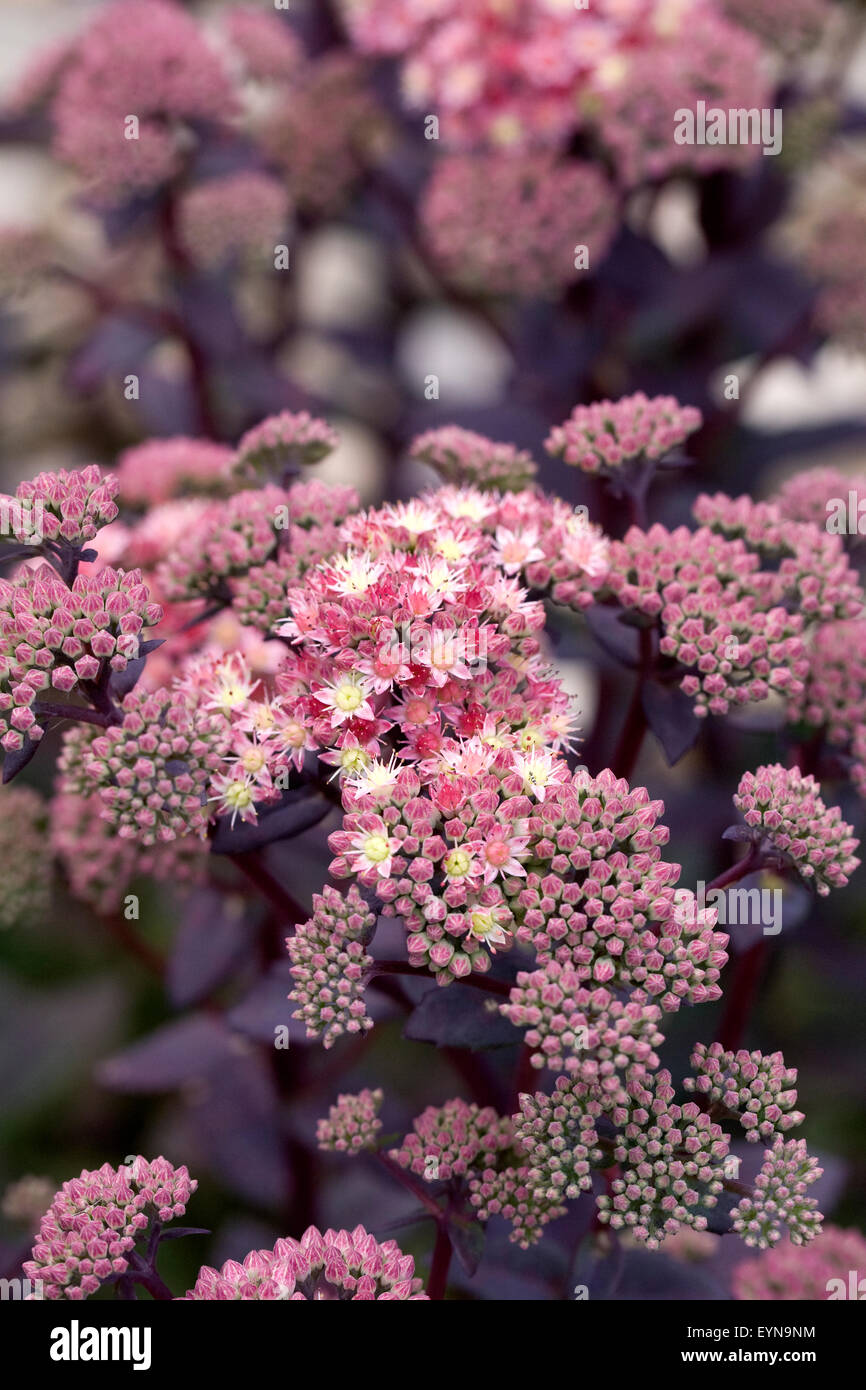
left=317, top=1089, right=383, bottom=1155
left=468, top=1164, right=565, bottom=1250
left=732, top=1138, right=824, bottom=1249
left=546, top=393, right=701, bottom=474
left=24, top=1156, right=196, bottom=1299
left=732, top=1224, right=866, bottom=1300
left=501, top=968, right=666, bottom=1079
left=514, top=1079, right=604, bottom=1203
left=685, top=1043, right=804, bottom=1142
left=733, top=763, right=860, bottom=895
left=0, top=786, right=51, bottom=929
left=181, top=1226, right=427, bottom=1300
left=3, top=464, right=118, bottom=545
left=0, top=565, right=162, bottom=753
left=388, top=1099, right=513, bottom=1181
left=286, top=884, right=376, bottom=1048
left=596, top=1071, right=729, bottom=1251
left=233, top=410, right=340, bottom=482
left=409, top=425, right=537, bottom=492
left=58, top=683, right=230, bottom=845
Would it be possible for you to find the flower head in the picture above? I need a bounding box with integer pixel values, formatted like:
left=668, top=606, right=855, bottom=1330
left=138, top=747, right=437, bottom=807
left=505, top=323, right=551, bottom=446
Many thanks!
left=287, top=884, right=376, bottom=1048
left=182, top=1225, right=427, bottom=1299
left=733, top=764, right=859, bottom=895
left=24, top=1156, right=196, bottom=1299
left=732, top=1138, right=823, bottom=1249
left=317, top=1089, right=383, bottom=1155
left=732, top=1225, right=866, bottom=1300
left=547, top=393, right=701, bottom=474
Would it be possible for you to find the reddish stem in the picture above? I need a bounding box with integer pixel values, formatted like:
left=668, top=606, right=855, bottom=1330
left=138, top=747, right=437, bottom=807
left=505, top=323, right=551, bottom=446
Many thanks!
left=609, top=626, right=653, bottom=781
left=427, top=1221, right=453, bottom=1301
left=706, top=844, right=763, bottom=895
left=715, top=942, right=768, bottom=1051
left=709, top=845, right=769, bottom=1051
left=228, top=851, right=307, bottom=928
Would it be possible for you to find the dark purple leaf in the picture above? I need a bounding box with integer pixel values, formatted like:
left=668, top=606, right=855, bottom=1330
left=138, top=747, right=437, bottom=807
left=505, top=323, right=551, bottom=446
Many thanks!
left=404, top=986, right=520, bottom=1050
left=66, top=317, right=161, bottom=393
left=602, top=1247, right=731, bottom=1300
left=210, top=789, right=332, bottom=852
left=97, top=1015, right=235, bottom=1093
left=584, top=603, right=641, bottom=667
left=642, top=681, right=701, bottom=765
left=167, top=888, right=252, bottom=1009
left=572, top=1232, right=625, bottom=1300
left=108, top=656, right=146, bottom=700
left=185, top=1050, right=290, bottom=1208
left=133, top=370, right=201, bottom=436
left=226, top=962, right=307, bottom=1046
left=704, top=1186, right=740, bottom=1237
left=449, top=1215, right=485, bottom=1278
left=722, top=824, right=754, bottom=843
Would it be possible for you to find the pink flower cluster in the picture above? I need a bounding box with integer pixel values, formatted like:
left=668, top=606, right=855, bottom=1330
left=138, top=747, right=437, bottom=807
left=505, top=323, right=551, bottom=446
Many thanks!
left=182, top=1225, right=427, bottom=1300
left=229, top=482, right=357, bottom=635
left=788, top=620, right=866, bottom=744
left=501, top=972, right=666, bottom=1078
left=50, top=0, right=237, bottom=201
left=317, top=1088, right=383, bottom=1155
left=0, top=786, right=51, bottom=929
left=178, top=172, right=291, bottom=271
left=58, top=682, right=231, bottom=845
left=115, top=437, right=234, bottom=507
left=596, top=1070, right=729, bottom=1250
left=546, top=393, right=701, bottom=475
left=0, top=564, right=162, bottom=752
left=586, top=10, right=770, bottom=186
left=785, top=619, right=866, bottom=798
left=234, top=410, right=341, bottom=483
left=511, top=1078, right=603, bottom=1204
left=51, top=790, right=206, bottom=914
left=340, top=0, right=768, bottom=170
left=733, top=764, right=859, bottom=895
left=469, top=1164, right=567, bottom=1250
left=223, top=4, right=301, bottom=83
left=24, top=1156, right=196, bottom=1299
left=287, top=884, right=376, bottom=1048
left=685, top=1043, right=805, bottom=1143
left=732, top=1225, right=866, bottom=1300
left=782, top=149, right=866, bottom=347
left=258, top=54, right=388, bottom=216
left=692, top=492, right=863, bottom=625
left=410, top=426, right=537, bottom=492
left=421, top=152, right=616, bottom=297
left=774, top=466, right=866, bottom=531
left=732, top=1138, right=824, bottom=1249
left=156, top=486, right=289, bottom=601
left=388, top=1099, right=512, bottom=1180
left=3, top=464, right=118, bottom=545
left=604, top=523, right=808, bottom=717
